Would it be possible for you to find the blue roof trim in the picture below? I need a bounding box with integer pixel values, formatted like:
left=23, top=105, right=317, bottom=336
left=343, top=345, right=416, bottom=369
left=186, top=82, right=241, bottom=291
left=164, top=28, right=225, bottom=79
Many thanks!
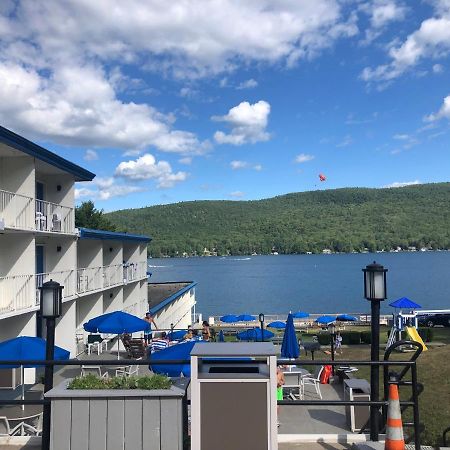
left=0, top=125, right=95, bottom=182
left=149, top=282, right=197, bottom=316
left=78, top=227, right=151, bottom=242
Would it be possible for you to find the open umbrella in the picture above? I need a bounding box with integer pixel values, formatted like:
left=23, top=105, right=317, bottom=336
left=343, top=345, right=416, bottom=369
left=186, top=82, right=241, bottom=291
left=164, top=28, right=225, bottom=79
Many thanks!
left=220, top=315, right=239, bottom=323
left=267, top=321, right=286, bottom=329
left=336, top=314, right=358, bottom=322
left=0, top=336, right=70, bottom=410
left=281, top=314, right=300, bottom=359
left=218, top=330, right=225, bottom=342
left=149, top=341, right=205, bottom=377
left=236, top=328, right=274, bottom=341
left=389, top=297, right=422, bottom=309
left=292, top=312, right=309, bottom=319
left=84, top=310, right=150, bottom=359
left=237, top=314, right=256, bottom=322
left=315, top=315, right=336, bottom=325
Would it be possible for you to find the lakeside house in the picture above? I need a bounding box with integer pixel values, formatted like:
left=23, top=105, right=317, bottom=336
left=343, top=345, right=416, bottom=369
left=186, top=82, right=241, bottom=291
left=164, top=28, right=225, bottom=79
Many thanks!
left=0, top=125, right=196, bottom=368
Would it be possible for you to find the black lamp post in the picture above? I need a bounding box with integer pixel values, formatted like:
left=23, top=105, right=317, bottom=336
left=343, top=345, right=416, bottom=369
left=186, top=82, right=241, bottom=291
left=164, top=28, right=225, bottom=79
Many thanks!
left=258, top=313, right=265, bottom=342
left=39, top=280, right=63, bottom=450
left=362, top=262, right=387, bottom=442
left=328, top=322, right=336, bottom=375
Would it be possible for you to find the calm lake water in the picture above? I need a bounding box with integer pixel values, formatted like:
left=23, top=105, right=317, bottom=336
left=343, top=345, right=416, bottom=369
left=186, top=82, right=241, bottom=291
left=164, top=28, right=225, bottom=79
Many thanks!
left=148, top=253, right=450, bottom=317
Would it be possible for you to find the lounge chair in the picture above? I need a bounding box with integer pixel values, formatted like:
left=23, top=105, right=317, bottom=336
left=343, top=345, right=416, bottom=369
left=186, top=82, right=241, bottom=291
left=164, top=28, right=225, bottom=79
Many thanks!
left=301, top=366, right=324, bottom=399
left=0, top=416, right=24, bottom=436
left=115, top=358, right=141, bottom=377
left=13, top=413, right=43, bottom=436
left=128, top=339, right=146, bottom=358
left=81, top=365, right=108, bottom=378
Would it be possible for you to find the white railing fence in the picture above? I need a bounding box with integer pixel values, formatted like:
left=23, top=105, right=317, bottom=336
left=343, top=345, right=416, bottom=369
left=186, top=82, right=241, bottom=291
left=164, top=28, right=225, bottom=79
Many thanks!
left=0, top=274, right=35, bottom=314
left=0, top=189, right=34, bottom=230
left=35, top=270, right=77, bottom=304
left=77, top=266, right=103, bottom=294
left=35, top=199, right=74, bottom=234
left=103, top=264, right=123, bottom=288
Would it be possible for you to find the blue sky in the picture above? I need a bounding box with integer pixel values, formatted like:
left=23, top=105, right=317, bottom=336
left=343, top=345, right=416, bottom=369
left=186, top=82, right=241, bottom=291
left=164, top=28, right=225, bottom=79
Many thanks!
left=0, top=1, right=449, bottom=211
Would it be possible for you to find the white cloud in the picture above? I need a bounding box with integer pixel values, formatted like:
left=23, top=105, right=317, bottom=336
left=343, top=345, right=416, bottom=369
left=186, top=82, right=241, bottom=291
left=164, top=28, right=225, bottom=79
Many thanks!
left=295, top=153, right=315, bottom=163
left=393, top=133, right=410, bottom=140
left=213, top=100, right=271, bottom=145
left=425, top=94, right=450, bottom=121
left=0, top=63, right=205, bottom=155
left=178, top=157, right=192, bottom=165
left=230, top=160, right=262, bottom=170
left=432, top=63, right=444, bottom=73
left=383, top=180, right=421, bottom=188
left=236, top=79, right=258, bottom=90
left=0, top=1, right=358, bottom=79
left=115, top=153, right=188, bottom=188
left=84, top=149, right=99, bottom=161
left=336, top=135, right=353, bottom=147
left=229, top=191, right=245, bottom=198
left=360, top=1, right=408, bottom=44
left=75, top=177, right=145, bottom=201
left=361, top=4, right=450, bottom=83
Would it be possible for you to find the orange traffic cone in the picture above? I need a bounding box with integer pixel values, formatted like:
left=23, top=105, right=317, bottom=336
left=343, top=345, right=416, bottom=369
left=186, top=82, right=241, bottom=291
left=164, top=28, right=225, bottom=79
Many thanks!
left=385, top=382, right=405, bottom=450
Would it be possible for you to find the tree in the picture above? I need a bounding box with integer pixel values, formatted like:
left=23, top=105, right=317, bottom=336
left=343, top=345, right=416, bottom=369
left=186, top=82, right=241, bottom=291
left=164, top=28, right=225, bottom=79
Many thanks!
left=75, top=201, right=117, bottom=231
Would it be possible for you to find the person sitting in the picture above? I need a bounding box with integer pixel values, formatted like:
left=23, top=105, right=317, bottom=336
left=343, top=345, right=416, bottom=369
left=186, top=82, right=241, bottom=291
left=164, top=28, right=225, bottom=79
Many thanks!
left=202, top=321, right=211, bottom=342
left=150, top=332, right=169, bottom=353
left=183, top=329, right=194, bottom=341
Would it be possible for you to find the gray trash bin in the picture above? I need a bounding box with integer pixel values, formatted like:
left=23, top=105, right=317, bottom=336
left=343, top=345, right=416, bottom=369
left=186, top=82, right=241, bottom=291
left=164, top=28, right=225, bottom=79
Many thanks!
left=344, top=378, right=371, bottom=432
left=190, top=342, right=278, bottom=450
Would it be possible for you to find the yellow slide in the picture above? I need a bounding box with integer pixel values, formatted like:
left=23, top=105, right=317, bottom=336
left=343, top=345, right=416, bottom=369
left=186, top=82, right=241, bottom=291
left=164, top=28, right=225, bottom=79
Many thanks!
left=405, top=326, right=428, bottom=351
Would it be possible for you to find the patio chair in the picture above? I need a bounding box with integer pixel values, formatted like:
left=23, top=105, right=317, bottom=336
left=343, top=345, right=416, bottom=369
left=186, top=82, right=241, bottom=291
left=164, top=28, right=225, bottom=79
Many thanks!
left=86, top=334, right=103, bottom=355
left=115, top=358, right=141, bottom=377
left=81, top=365, right=108, bottom=378
left=11, top=413, right=43, bottom=436
left=301, top=366, right=324, bottom=399
left=128, top=339, right=146, bottom=359
left=0, top=416, right=24, bottom=436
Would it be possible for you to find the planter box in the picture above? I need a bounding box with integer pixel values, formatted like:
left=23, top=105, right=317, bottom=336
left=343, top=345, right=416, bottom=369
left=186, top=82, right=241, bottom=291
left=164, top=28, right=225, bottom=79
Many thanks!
left=45, top=378, right=188, bottom=450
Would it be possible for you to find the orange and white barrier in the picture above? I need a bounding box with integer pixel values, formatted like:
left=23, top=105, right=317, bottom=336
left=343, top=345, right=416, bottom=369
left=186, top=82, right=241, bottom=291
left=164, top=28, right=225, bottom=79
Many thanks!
left=385, top=382, right=405, bottom=450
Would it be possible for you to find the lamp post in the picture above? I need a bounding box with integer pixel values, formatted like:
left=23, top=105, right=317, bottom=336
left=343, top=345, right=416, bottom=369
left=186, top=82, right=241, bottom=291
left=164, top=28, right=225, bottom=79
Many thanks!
left=362, top=262, right=387, bottom=442
left=39, top=280, right=63, bottom=450
left=328, top=322, right=336, bottom=375
left=259, top=313, right=265, bottom=342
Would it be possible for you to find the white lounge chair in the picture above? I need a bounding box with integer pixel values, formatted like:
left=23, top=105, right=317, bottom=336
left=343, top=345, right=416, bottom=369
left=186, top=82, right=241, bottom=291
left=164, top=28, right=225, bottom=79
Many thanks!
left=115, top=361, right=140, bottom=377
left=15, top=413, right=43, bottom=436
left=301, top=366, right=324, bottom=399
left=81, top=365, right=108, bottom=378
left=0, top=416, right=24, bottom=436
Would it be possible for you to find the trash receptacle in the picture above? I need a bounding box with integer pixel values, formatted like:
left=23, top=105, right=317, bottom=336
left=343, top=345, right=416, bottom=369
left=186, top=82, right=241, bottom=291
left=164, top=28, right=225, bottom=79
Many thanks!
left=191, top=342, right=278, bottom=450
left=344, top=378, right=370, bottom=432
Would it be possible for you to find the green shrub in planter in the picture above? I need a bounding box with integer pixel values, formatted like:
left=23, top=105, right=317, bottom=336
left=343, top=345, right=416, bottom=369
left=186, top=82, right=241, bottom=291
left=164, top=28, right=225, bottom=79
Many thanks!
left=317, top=333, right=331, bottom=345
left=68, top=374, right=172, bottom=390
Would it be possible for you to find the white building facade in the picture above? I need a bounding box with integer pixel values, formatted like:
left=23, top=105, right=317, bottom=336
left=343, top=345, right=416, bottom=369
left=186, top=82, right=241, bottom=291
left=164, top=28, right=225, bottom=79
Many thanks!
left=0, top=125, right=150, bottom=356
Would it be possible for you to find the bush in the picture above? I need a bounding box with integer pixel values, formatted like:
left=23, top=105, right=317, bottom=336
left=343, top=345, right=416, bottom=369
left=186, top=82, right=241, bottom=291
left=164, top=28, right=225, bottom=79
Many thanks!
left=68, top=374, right=172, bottom=390
left=340, top=331, right=361, bottom=345
left=417, top=327, right=433, bottom=343
left=360, top=330, right=371, bottom=344
left=317, top=333, right=331, bottom=345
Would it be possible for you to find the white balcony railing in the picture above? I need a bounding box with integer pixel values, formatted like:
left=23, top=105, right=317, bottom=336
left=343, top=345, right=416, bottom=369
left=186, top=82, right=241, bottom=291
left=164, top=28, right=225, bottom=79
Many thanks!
left=0, top=189, right=34, bottom=230
left=0, top=274, right=35, bottom=315
left=0, top=189, right=75, bottom=233
left=35, top=199, right=74, bottom=234
left=0, top=261, right=147, bottom=317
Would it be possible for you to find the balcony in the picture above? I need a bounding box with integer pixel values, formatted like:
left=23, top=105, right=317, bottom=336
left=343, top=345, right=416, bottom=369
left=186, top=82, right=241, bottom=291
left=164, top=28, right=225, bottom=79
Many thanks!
left=0, top=189, right=75, bottom=234
left=0, top=262, right=148, bottom=317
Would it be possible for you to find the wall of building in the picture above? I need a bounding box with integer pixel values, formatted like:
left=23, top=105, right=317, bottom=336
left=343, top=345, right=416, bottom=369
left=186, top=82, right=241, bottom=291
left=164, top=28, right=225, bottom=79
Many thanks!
left=40, top=173, right=74, bottom=208
left=77, top=240, right=102, bottom=269
left=36, top=235, right=77, bottom=274
left=0, top=234, right=34, bottom=277
left=103, top=288, right=123, bottom=314
left=0, top=311, right=36, bottom=342
left=0, top=155, right=34, bottom=197
left=55, top=299, right=76, bottom=356
left=123, top=282, right=140, bottom=316
left=102, top=241, right=123, bottom=267
left=153, top=289, right=196, bottom=332
left=76, top=293, right=103, bottom=330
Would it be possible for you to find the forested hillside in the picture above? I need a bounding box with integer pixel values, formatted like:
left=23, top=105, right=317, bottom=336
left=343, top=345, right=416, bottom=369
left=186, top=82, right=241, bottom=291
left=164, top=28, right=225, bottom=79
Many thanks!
left=106, top=183, right=450, bottom=257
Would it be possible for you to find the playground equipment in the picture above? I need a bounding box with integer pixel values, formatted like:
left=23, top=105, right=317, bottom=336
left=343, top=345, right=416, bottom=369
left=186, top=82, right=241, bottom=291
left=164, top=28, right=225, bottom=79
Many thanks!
left=387, top=297, right=427, bottom=351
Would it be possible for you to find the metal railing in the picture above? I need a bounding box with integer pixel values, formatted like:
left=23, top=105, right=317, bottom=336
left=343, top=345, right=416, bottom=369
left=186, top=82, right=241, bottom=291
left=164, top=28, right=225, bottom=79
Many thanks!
left=35, top=199, right=74, bottom=234
left=0, top=274, right=34, bottom=314
left=0, top=188, right=34, bottom=230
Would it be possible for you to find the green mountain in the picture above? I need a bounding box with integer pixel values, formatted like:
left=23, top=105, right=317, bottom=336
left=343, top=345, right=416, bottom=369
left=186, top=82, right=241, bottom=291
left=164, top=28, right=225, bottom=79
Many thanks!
left=106, top=183, right=450, bottom=257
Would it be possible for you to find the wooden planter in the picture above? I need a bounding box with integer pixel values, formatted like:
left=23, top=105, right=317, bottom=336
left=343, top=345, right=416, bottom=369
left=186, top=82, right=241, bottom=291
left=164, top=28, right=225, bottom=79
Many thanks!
left=45, top=378, right=188, bottom=450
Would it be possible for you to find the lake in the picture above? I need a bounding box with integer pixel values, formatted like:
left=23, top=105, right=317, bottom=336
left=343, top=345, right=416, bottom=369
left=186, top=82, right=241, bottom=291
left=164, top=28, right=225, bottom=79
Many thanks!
left=148, top=252, right=450, bottom=317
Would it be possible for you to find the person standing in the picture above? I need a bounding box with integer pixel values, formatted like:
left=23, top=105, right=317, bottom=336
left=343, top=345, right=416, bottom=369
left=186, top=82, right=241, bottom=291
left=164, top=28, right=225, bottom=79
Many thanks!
left=144, top=312, right=158, bottom=345
left=201, top=320, right=211, bottom=342
left=335, top=331, right=343, bottom=355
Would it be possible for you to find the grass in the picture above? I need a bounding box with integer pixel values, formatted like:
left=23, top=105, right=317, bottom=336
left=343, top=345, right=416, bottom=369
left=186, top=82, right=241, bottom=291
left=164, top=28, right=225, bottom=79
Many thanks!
left=68, top=374, right=172, bottom=390
left=307, top=339, right=450, bottom=447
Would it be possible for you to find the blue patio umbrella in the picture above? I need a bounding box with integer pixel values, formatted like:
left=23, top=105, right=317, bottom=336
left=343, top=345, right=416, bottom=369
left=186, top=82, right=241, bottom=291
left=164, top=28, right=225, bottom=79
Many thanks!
left=267, top=321, right=286, bottom=329
left=218, top=330, right=225, bottom=342
left=237, top=314, right=256, bottom=322
left=336, top=314, right=358, bottom=322
left=149, top=341, right=205, bottom=377
left=0, top=336, right=70, bottom=410
left=292, top=312, right=310, bottom=319
left=220, top=314, right=239, bottom=323
left=167, top=330, right=187, bottom=341
left=389, top=297, right=422, bottom=309
left=315, top=315, right=336, bottom=325
left=236, top=328, right=274, bottom=341
left=84, top=310, right=150, bottom=358
left=281, top=314, right=300, bottom=359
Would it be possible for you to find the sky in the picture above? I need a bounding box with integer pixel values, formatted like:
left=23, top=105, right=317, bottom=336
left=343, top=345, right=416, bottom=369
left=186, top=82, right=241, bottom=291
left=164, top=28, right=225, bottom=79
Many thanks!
left=0, top=0, right=449, bottom=211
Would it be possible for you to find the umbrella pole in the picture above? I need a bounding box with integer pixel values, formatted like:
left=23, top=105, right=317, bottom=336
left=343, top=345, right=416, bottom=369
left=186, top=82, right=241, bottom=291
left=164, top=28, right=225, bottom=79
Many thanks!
left=21, top=365, right=25, bottom=411
left=117, top=334, right=120, bottom=360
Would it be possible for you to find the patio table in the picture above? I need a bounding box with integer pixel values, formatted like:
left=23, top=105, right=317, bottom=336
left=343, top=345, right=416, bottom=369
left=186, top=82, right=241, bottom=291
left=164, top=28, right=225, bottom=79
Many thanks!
left=282, top=367, right=309, bottom=399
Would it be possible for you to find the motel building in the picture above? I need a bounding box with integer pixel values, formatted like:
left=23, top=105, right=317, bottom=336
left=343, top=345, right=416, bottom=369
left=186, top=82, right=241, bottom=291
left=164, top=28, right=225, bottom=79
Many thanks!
left=0, top=125, right=151, bottom=370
